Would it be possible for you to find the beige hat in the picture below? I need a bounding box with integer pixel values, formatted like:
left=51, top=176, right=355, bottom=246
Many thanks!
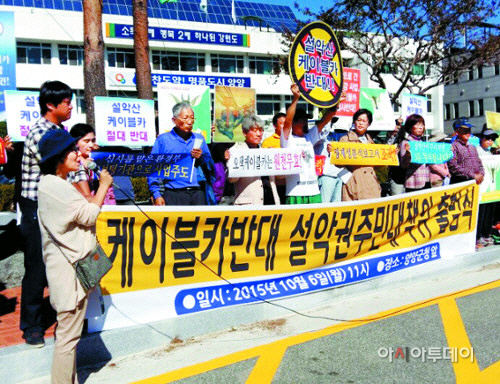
left=429, top=132, right=448, bottom=142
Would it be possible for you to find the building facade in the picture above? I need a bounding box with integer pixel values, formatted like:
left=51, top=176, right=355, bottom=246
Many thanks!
left=0, top=0, right=443, bottom=131
left=444, top=64, right=500, bottom=134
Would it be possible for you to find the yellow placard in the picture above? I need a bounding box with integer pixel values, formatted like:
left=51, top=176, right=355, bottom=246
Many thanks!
left=96, top=183, right=478, bottom=295
left=329, top=142, right=398, bottom=166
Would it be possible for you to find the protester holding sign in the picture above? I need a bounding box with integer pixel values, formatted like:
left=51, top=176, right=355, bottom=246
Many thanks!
left=148, top=102, right=214, bottom=206
left=37, top=129, right=113, bottom=383
left=448, top=118, right=484, bottom=185
left=339, top=109, right=381, bottom=201
left=398, top=114, right=431, bottom=192
left=281, top=84, right=340, bottom=204
left=227, top=115, right=280, bottom=205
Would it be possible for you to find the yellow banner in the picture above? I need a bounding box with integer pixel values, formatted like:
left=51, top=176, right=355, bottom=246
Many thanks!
left=96, top=183, right=478, bottom=295
left=329, top=142, right=398, bottom=166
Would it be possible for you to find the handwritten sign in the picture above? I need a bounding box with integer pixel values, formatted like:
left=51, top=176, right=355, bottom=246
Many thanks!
left=227, top=148, right=304, bottom=178
left=288, top=21, right=343, bottom=108
left=92, top=152, right=193, bottom=179
left=408, top=142, right=453, bottom=164
left=336, top=68, right=360, bottom=116
left=94, top=96, right=155, bottom=147
left=330, top=142, right=398, bottom=166
left=402, top=93, right=427, bottom=119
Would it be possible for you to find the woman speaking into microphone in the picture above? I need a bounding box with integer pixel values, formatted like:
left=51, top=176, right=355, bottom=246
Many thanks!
left=37, top=129, right=113, bottom=383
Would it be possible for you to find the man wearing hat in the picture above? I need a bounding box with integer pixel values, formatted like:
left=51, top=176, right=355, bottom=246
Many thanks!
left=448, top=117, right=484, bottom=185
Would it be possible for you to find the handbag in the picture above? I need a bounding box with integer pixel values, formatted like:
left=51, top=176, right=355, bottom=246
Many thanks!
left=41, top=219, right=113, bottom=292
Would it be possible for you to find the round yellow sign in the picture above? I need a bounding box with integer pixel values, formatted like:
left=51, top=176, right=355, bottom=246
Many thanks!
left=288, top=21, right=343, bottom=108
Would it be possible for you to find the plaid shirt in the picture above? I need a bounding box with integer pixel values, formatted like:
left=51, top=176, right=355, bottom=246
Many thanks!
left=448, top=139, right=484, bottom=181
left=400, top=136, right=430, bottom=189
left=21, top=117, right=85, bottom=201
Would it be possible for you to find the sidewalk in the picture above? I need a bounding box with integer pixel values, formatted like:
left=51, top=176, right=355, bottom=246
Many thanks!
left=2, top=245, right=500, bottom=383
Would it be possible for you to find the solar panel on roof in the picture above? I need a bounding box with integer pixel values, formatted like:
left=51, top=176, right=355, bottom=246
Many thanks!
left=0, top=0, right=298, bottom=31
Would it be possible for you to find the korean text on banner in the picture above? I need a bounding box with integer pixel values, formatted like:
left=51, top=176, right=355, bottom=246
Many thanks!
left=329, top=142, right=398, bottom=166
left=227, top=148, right=304, bottom=178
left=96, top=182, right=478, bottom=295
left=91, top=152, right=193, bottom=179
left=94, top=96, right=156, bottom=147
left=408, top=142, right=453, bottom=165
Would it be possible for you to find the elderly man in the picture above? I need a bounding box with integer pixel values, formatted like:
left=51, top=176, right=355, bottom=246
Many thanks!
left=227, top=115, right=280, bottom=205
left=148, top=102, right=213, bottom=205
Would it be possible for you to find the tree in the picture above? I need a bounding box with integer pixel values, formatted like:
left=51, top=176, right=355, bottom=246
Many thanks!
left=83, top=0, right=106, bottom=127
left=293, top=0, right=500, bottom=105
left=133, top=0, right=153, bottom=100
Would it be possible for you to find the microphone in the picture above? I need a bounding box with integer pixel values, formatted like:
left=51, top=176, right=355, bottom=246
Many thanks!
left=86, top=160, right=101, bottom=177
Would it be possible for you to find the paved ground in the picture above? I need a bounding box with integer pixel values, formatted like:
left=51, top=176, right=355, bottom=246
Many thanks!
left=9, top=247, right=498, bottom=384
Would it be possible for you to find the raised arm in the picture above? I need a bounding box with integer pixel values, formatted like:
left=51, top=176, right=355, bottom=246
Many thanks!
left=316, top=93, right=345, bottom=134
left=283, top=84, right=301, bottom=140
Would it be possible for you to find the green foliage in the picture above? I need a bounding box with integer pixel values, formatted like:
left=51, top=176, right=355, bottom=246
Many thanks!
left=0, top=184, right=15, bottom=211
left=131, top=177, right=151, bottom=202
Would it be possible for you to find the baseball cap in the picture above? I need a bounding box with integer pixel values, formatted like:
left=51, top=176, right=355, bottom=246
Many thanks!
left=453, top=117, right=474, bottom=131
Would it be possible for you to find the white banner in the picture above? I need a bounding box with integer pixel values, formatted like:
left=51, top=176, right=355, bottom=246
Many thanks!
left=227, top=148, right=304, bottom=177
left=4, top=90, right=82, bottom=141
left=94, top=96, right=155, bottom=147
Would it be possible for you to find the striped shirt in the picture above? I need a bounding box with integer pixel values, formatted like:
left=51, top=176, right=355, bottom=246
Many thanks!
left=448, top=139, right=484, bottom=181
left=21, top=117, right=85, bottom=201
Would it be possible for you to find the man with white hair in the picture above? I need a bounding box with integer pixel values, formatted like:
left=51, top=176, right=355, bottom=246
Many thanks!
left=148, top=102, right=213, bottom=205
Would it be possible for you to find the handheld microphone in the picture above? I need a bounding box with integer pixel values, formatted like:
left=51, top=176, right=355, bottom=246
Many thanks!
left=86, top=160, right=101, bottom=177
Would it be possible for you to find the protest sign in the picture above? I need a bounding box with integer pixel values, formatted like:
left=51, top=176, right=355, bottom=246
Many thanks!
left=89, top=183, right=478, bottom=331
left=408, top=142, right=453, bottom=165
left=4, top=90, right=82, bottom=141
left=0, top=11, right=16, bottom=122
left=288, top=21, right=343, bottom=108
left=157, top=83, right=211, bottom=142
left=480, top=155, right=500, bottom=203
left=94, top=96, right=155, bottom=147
left=401, top=93, right=427, bottom=119
left=213, top=86, right=255, bottom=142
left=359, top=88, right=395, bottom=131
left=336, top=68, right=360, bottom=117
left=227, top=148, right=304, bottom=178
left=329, top=142, right=398, bottom=166
left=91, top=152, right=193, bottom=179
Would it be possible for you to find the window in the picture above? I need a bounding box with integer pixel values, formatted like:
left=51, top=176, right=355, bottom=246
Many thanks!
left=249, top=56, right=281, bottom=75
left=152, top=50, right=205, bottom=71
left=468, top=67, right=474, bottom=81
left=445, top=104, right=451, bottom=120
left=426, top=94, right=432, bottom=113
left=469, top=100, right=475, bottom=117
left=107, top=48, right=135, bottom=68
left=17, top=42, right=51, bottom=64
left=477, top=66, right=483, bottom=79
left=256, top=95, right=281, bottom=116
left=495, top=64, right=500, bottom=76
left=412, top=64, right=426, bottom=76
left=285, top=96, right=313, bottom=116
left=58, top=45, right=84, bottom=66
left=393, top=102, right=400, bottom=113
left=211, top=54, right=244, bottom=73
left=478, top=99, right=484, bottom=116
left=453, top=103, right=459, bottom=119
left=496, top=97, right=500, bottom=113
left=381, top=60, right=397, bottom=74
left=73, top=89, right=86, bottom=114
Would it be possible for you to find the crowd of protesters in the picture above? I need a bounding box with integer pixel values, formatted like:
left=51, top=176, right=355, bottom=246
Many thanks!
left=3, top=80, right=500, bottom=375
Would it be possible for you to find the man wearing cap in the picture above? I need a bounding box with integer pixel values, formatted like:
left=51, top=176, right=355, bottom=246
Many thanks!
left=448, top=117, right=484, bottom=185
left=281, top=84, right=340, bottom=204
